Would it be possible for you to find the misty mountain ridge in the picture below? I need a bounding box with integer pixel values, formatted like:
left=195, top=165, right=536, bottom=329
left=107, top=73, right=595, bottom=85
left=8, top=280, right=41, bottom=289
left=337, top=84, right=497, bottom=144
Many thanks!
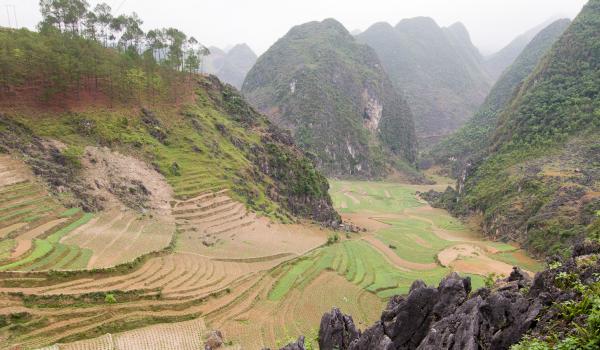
left=242, top=18, right=418, bottom=179
left=357, top=17, right=492, bottom=146
left=203, top=43, right=257, bottom=88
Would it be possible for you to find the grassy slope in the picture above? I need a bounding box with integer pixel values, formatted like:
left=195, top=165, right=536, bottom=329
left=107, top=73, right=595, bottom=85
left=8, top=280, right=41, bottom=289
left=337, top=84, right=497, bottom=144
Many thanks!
left=459, top=1, right=600, bottom=256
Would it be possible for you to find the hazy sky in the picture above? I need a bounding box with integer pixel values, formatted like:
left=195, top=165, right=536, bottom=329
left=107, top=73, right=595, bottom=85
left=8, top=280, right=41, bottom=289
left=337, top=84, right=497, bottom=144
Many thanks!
left=1, top=0, right=588, bottom=55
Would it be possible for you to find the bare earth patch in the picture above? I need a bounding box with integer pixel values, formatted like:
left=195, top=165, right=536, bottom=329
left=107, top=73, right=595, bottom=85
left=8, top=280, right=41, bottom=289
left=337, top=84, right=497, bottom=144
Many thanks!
left=62, top=208, right=174, bottom=268
left=342, top=213, right=391, bottom=232
left=0, top=154, right=33, bottom=187
left=438, top=244, right=528, bottom=277
left=82, top=146, right=173, bottom=215
left=173, top=192, right=327, bottom=260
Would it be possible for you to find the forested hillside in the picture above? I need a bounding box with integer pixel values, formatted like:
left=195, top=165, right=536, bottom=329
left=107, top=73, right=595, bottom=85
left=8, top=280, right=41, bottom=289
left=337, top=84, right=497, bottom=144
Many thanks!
left=440, top=1, right=600, bottom=256
left=242, top=19, right=417, bottom=179
left=0, top=2, right=339, bottom=225
left=203, top=43, right=257, bottom=89
left=429, top=19, right=571, bottom=174
left=357, top=17, right=491, bottom=146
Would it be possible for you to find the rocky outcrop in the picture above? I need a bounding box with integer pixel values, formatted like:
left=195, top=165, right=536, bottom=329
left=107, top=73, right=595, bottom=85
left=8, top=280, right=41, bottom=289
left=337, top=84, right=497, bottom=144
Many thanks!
left=317, top=243, right=600, bottom=350
left=318, top=307, right=360, bottom=349
left=204, top=330, right=224, bottom=350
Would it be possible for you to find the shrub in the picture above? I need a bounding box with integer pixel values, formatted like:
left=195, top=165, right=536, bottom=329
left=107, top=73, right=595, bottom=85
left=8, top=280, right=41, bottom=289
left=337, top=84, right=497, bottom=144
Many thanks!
left=104, top=293, right=117, bottom=304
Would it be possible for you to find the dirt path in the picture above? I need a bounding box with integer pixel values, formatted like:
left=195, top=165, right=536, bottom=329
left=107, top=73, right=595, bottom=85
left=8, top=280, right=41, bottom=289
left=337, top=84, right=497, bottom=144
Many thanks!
left=0, top=223, right=27, bottom=238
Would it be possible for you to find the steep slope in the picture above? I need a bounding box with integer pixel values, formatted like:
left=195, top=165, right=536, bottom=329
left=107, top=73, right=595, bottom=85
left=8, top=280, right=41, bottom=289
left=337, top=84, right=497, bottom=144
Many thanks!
left=429, top=19, right=571, bottom=173
left=484, top=19, right=557, bottom=81
left=242, top=19, right=417, bottom=178
left=451, top=1, right=600, bottom=256
left=0, top=28, right=338, bottom=226
left=357, top=18, right=491, bottom=145
left=204, top=43, right=258, bottom=89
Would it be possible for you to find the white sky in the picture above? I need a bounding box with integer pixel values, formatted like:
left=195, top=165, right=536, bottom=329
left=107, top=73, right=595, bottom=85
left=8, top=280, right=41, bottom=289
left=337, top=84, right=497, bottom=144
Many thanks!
left=1, top=0, right=587, bottom=55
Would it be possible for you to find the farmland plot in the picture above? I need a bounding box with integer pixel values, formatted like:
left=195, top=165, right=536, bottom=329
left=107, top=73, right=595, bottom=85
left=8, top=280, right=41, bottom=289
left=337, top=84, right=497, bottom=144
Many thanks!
left=173, top=190, right=327, bottom=259
left=0, top=156, right=96, bottom=272
left=61, top=209, right=175, bottom=268
left=1, top=179, right=541, bottom=350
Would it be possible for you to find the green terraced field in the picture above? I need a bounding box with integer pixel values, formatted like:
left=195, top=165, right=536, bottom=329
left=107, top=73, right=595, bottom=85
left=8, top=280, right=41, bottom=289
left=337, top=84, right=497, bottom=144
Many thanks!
left=268, top=240, right=485, bottom=301
left=328, top=179, right=542, bottom=289
left=329, top=180, right=423, bottom=214
left=376, top=217, right=453, bottom=264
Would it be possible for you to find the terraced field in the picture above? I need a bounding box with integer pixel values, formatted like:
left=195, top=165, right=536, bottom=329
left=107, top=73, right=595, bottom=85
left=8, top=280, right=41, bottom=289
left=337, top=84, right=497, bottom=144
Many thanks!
left=0, top=159, right=541, bottom=349
left=0, top=155, right=95, bottom=272
left=329, top=180, right=541, bottom=278
left=61, top=209, right=174, bottom=269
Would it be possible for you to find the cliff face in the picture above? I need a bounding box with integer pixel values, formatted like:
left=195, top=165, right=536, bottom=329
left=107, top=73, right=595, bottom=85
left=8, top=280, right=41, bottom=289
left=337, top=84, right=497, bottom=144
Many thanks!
left=242, top=19, right=417, bottom=179
left=357, top=18, right=491, bottom=146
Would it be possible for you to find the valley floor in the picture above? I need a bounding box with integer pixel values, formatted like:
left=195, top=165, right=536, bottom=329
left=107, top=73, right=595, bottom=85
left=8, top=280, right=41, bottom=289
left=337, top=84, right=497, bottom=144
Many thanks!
left=0, top=169, right=540, bottom=349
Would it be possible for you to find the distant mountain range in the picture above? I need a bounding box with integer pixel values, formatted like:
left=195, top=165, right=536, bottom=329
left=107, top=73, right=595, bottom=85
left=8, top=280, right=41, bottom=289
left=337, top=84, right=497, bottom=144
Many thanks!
left=483, top=19, right=559, bottom=81
left=203, top=43, right=257, bottom=89
left=357, top=17, right=492, bottom=146
left=242, top=19, right=417, bottom=179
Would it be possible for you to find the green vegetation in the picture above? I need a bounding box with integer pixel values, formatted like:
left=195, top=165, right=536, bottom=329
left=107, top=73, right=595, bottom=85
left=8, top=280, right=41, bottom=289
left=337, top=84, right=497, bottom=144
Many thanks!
left=0, top=239, right=52, bottom=271
left=268, top=180, right=539, bottom=309
left=357, top=18, right=491, bottom=145
left=0, top=14, right=338, bottom=224
left=46, top=213, right=93, bottom=243
left=242, top=18, right=416, bottom=178
left=1, top=211, right=94, bottom=271
left=104, top=293, right=117, bottom=304
left=269, top=240, right=459, bottom=301
left=511, top=271, right=600, bottom=350
left=0, top=239, right=15, bottom=260
left=430, top=19, right=571, bottom=171
left=59, top=207, right=81, bottom=217
left=1, top=0, right=211, bottom=105
left=329, top=180, right=422, bottom=214
left=453, top=1, right=600, bottom=256
left=376, top=218, right=451, bottom=264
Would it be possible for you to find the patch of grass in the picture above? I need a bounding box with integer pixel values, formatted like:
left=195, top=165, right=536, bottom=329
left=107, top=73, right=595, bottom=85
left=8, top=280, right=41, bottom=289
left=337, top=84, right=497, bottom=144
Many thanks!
left=376, top=218, right=452, bottom=264
left=59, top=208, right=81, bottom=218
left=24, top=243, right=69, bottom=271
left=0, top=239, right=53, bottom=271
left=493, top=251, right=544, bottom=272
left=329, top=180, right=422, bottom=214
left=0, top=239, right=16, bottom=260
left=343, top=240, right=450, bottom=297
left=64, top=247, right=93, bottom=270
left=46, top=213, right=93, bottom=243
left=269, top=257, right=318, bottom=301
